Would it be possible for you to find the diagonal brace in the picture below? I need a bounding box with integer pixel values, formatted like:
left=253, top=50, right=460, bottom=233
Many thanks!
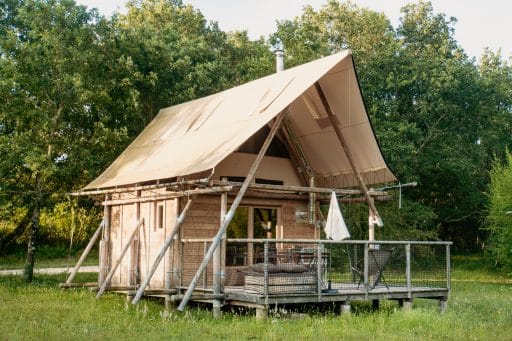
left=177, top=110, right=287, bottom=311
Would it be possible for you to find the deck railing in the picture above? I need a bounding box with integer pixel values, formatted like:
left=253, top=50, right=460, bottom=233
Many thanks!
left=180, top=239, right=451, bottom=299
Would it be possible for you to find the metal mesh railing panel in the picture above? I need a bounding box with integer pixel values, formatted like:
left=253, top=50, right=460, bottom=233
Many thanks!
left=180, top=239, right=450, bottom=296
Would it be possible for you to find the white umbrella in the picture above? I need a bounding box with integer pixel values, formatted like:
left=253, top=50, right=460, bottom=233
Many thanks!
left=324, top=191, right=350, bottom=240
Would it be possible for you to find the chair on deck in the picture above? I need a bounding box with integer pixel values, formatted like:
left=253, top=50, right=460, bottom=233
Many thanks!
left=352, top=248, right=392, bottom=289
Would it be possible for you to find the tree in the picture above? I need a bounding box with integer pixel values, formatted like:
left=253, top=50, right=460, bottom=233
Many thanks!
left=0, top=0, right=129, bottom=279
left=272, top=1, right=506, bottom=249
left=0, top=0, right=275, bottom=275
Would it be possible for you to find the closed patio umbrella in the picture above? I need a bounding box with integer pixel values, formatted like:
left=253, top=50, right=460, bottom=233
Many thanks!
left=324, top=191, right=350, bottom=240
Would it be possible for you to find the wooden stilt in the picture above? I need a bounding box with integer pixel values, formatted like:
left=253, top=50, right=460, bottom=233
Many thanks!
left=340, top=302, right=351, bottom=314
left=402, top=298, right=413, bottom=311
left=439, top=298, right=448, bottom=314
left=372, top=299, right=380, bottom=311
left=98, top=200, right=111, bottom=284
left=255, top=306, right=269, bottom=320
left=64, top=221, right=103, bottom=285
left=96, top=218, right=144, bottom=299
left=213, top=184, right=228, bottom=318
left=131, top=199, right=193, bottom=305
left=177, top=110, right=287, bottom=312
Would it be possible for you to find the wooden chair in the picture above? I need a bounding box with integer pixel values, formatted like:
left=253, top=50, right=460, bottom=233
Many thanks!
left=352, top=248, right=392, bottom=289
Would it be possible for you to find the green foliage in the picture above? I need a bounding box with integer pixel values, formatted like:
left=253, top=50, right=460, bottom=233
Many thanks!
left=340, top=195, right=437, bottom=241
left=0, top=0, right=274, bottom=254
left=485, top=151, right=512, bottom=275
left=274, top=1, right=512, bottom=250
left=2, top=0, right=512, bottom=255
left=39, top=200, right=101, bottom=246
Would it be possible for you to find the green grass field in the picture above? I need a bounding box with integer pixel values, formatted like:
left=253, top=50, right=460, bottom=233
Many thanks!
left=0, top=255, right=511, bottom=340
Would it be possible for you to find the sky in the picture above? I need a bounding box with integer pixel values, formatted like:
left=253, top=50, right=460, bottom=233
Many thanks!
left=75, top=0, right=512, bottom=60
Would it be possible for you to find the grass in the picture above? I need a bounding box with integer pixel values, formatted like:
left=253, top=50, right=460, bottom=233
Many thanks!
left=0, top=247, right=99, bottom=270
left=0, top=255, right=511, bottom=340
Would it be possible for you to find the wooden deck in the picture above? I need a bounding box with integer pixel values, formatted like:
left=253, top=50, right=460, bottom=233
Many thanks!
left=223, top=282, right=448, bottom=308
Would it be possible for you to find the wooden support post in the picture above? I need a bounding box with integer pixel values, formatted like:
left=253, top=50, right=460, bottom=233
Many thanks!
left=131, top=199, right=193, bottom=305
left=368, top=197, right=375, bottom=242
left=127, top=191, right=141, bottom=302
left=402, top=298, right=413, bottom=311
left=309, top=176, right=316, bottom=225
left=317, top=242, right=322, bottom=299
left=363, top=243, right=369, bottom=298
left=177, top=110, right=286, bottom=312
left=213, top=186, right=228, bottom=318
left=64, top=221, right=104, bottom=285
left=446, top=244, right=451, bottom=291
left=314, top=82, right=382, bottom=224
left=439, top=298, right=448, bottom=314
left=98, top=200, right=111, bottom=284
left=340, top=302, right=351, bottom=314
left=171, top=198, right=182, bottom=289
left=96, top=218, right=144, bottom=299
left=406, top=243, right=412, bottom=299
left=247, top=208, right=254, bottom=266
left=255, top=306, right=269, bottom=320
left=263, top=242, right=269, bottom=296
left=372, top=299, right=380, bottom=311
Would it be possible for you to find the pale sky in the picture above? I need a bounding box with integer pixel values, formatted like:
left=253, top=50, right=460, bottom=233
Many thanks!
left=76, top=0, right=511, bottom=60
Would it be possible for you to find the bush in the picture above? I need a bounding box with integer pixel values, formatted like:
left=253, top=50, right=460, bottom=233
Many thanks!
left=485, top=151, right=512, bottom=275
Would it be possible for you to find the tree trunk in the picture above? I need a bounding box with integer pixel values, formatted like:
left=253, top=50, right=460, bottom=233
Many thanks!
left=24, top=204, right=40, bottom=282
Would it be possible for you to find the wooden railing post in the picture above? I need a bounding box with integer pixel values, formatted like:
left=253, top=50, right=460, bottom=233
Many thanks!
left=264, top=242, right=269, bottom=297
left=317, top=242, right=322, bottom=299
left=363, top=243, right=369, bottom=298
left=406, top=243, right=411, bottom=298
left=446, top=244, right=451, bottom=290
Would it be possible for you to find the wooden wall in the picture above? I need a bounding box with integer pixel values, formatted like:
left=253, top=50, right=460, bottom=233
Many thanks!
left=102, top=191, right=316, bottom=289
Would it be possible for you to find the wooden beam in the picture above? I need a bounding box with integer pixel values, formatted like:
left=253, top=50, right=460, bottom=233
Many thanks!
left=211, top=180, right=388, bottom=196
left=347, top=195, right=391, bottom=203
left=59, top=282, right=98, bottom=288
left=277, top=117, right=313, bottom=185
left=177, top=110, right=287, bottom=312
left=276, top=129, right=308, bottom=186
left=96, top=218, right=144, bottom=299
left=64, top=220, right=103, bottom=285
left=131, top=198, right=193, bottom=305
left=69, top=178, right=210, bottom=197
left=314, top=82, right=381, bottom=222
left=100, top=186, right=233, bottom=206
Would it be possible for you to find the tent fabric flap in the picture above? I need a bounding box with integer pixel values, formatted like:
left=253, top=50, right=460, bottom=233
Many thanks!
left=84, top=51, right=396, bottom=190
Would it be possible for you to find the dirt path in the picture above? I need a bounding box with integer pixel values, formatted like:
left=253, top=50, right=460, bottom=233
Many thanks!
left=0, top=265, right=99, bottom=276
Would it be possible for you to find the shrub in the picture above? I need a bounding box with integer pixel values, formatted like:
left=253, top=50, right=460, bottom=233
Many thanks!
left=485, top=151, right=512, bottom=275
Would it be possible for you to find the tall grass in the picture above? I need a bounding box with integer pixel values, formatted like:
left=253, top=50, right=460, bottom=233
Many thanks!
left=0, top=256, right=511, bottom=340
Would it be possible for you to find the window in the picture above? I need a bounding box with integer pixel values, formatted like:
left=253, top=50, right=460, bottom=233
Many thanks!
left=154, top=202, right=164, bottom=230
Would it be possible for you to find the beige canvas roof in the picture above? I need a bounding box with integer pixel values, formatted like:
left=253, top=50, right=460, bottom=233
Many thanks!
left=85, top=51, right=396, bottom=190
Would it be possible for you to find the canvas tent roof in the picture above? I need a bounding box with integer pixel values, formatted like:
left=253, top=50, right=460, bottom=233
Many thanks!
left=84, top=51, right=396, bottom=190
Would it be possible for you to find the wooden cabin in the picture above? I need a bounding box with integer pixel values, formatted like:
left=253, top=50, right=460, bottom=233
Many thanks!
left=68, top=51, right=450, bottom=317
